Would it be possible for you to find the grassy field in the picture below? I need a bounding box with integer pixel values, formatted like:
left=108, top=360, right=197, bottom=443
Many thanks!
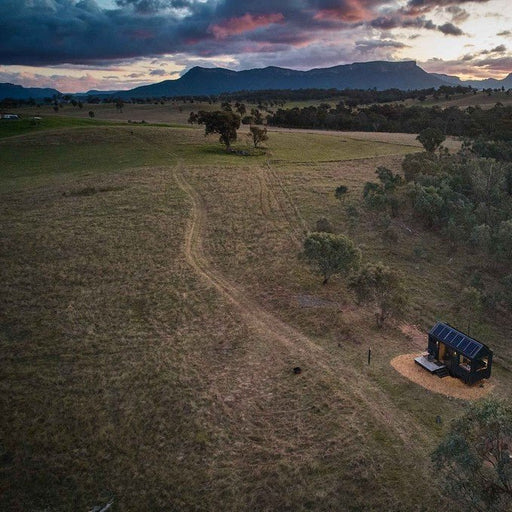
left=1, top=113, right=511, bottom=511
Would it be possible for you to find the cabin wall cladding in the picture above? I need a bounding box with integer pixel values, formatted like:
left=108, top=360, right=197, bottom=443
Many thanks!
left=427, top=322, right=493, bottom=385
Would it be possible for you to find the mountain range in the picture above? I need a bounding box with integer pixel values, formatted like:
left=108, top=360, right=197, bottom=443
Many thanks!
left=0, top=82, right=60, bottom=100
left=1, top=61, right=511, bottom=101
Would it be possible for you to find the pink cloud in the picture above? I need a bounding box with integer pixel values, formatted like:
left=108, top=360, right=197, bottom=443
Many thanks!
left=313, top=1, right=374, bottom=23
left=210, top=13, right=285, bottom=39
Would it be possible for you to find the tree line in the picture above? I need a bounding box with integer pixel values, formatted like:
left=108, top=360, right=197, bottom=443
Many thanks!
left=0, top=84, right=483, bottom=110
left=267, top=102, right=512, bottom=141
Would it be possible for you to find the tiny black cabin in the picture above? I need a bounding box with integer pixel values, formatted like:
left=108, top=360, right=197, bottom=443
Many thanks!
left=427, top=322, right=493, bottom=384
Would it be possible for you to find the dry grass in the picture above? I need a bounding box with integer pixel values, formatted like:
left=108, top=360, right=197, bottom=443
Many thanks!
left=1, top=119, right=511, bottom=511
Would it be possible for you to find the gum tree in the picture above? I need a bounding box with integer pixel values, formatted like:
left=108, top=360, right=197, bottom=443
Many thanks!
left=301, top=232, right=361, bottom=285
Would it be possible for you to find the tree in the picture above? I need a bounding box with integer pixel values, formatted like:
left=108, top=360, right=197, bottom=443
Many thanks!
left=495, top=220, right=512, bottom=261
left=334, top=185, right=348, bottom=203
left=197, top=110, right=241, bottom=149
left=350, top=262, right=407, bottom=327
left=363, top=167, right=403, bottom=217
left=249, top=126, right=268, bottom=148
left=235, top=102, right=246, bottom=115
left=408, top=183, right=444, bottom=228
left=432, top=398, right=512, bottom=512
left=301, top=232, right=361, bottom=285
left=417, top=127, right=446, bottom=153
left=471, top=224, right=493, bottom=254
left=402, top=151, right=440, bottom=182
left=459, top=286, right=482, bottom=335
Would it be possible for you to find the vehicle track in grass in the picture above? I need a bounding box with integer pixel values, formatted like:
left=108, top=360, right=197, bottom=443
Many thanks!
left=173, top=162, right=432, bottom=453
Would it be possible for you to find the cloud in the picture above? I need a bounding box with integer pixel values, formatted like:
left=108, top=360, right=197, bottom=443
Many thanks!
left=209, top=13, right=284, bottom=39
left=404, top=0, right=491, bottom=16
left=475, top=44, right=507, bottom=56
left=445, top=6, right=469, bottom=23
left=475, top=56, right=512, bottom=72
left=0, top=0, right=213, bottom=65
left=438, top=22, right=463, bottom=36
left=484, top=44, right=506, bottom=53
left=355, top=39, right=409, bottom=53
left=0, top=0, right=509, bottom=91
left=369, top=13, right=464, bottom=36
left=0, top=0, right=410, bottom=67
left=313, top=1, right=378, bottom=23
left=422, top=53, right=512, bottom=79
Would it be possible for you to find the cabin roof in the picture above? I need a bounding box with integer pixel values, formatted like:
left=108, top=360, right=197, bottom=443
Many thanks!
left=429, top=322, right=490, bottom=359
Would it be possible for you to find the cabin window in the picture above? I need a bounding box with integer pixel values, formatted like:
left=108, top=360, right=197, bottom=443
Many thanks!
left=477, top=357, right=488, bottom=371
left=459, top=356, right=471, bottom=371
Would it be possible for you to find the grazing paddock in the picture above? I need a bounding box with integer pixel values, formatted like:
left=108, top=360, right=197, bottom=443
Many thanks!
left=1, top=120, right=510, bottom=511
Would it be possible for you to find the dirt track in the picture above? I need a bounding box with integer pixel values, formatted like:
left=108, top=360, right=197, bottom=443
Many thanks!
left=173, top=163, right=435, bottom=448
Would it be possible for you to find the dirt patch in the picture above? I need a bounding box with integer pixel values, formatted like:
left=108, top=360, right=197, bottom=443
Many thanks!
left=399, top=323, right=427, bottom=350
left=391, top=353, right=494, bottom=400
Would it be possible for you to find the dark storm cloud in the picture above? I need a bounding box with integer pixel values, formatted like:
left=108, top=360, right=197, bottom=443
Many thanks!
left=115, top=0, right=195, bottom=13
left=0, top=0, right=217, bottom=65
left=0, top=0, right=487, bottom=67
left=1, top=0, right=377, bottom=65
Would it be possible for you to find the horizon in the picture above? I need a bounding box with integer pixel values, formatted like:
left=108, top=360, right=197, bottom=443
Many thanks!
left=1, top=1, right=511, bottom=93
left=3, top=59, right=509, bottom=96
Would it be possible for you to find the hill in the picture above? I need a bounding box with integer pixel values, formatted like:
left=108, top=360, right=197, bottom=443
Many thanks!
left=0, top=82, right=60, bottom=100
left=119, top=60, right=449, bottom=98
left=3, top=61, right=512, bottom=101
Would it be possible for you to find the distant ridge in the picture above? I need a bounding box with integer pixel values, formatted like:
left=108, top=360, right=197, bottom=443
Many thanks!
left=118, top=61, right=450, bottom=98
left=0, top=82, right=60, bottom=100
left=2, top=61, right=511, bottom=100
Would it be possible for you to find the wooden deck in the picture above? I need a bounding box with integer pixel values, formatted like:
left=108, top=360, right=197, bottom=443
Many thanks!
left=414, top=355, right=446, bottom=373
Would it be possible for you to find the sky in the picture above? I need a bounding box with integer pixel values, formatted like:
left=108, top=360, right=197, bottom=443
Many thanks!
left=0, top=0, right=510, bottom=93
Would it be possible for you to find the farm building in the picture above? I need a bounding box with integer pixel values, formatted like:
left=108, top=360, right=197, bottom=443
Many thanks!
left=1, top=113, right=19, bottom=119
left=415, top=322, right=493, bottom=385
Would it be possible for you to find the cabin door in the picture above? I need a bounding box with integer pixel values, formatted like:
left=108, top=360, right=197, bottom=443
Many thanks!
left=438, top=342, right=446, bottom=361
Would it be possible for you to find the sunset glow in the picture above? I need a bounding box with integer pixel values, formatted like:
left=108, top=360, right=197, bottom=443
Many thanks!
left=0, top=0, right=510, bottom=92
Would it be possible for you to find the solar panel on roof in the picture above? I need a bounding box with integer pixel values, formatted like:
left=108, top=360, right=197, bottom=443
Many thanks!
left=457, top=337, right=468, bottom=349
left=446, top=331, right=457, bottom=342
left=429, top=322, right=485, bottom=359
left=433, top=324, right=445, bottom=337
left=466, top=342, right=479, bottom=357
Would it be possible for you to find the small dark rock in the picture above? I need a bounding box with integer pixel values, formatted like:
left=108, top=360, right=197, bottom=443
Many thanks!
left=293, top=367, right=302, bottom=375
